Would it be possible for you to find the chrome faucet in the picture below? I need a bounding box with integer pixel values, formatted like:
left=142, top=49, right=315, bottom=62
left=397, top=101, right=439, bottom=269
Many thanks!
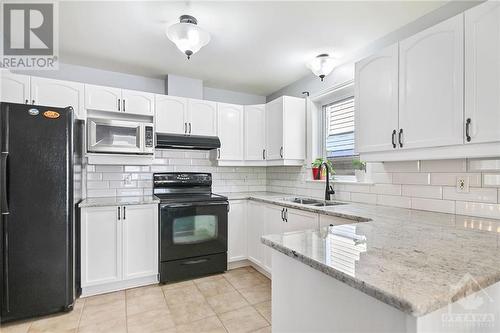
left=322, top=161, right=335, bottom=201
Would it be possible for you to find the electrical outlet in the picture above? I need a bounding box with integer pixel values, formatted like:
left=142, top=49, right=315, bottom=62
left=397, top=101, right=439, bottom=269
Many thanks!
left=124, top=174, right=133, bottom=186
left=456, top=176, right=469, bottom=193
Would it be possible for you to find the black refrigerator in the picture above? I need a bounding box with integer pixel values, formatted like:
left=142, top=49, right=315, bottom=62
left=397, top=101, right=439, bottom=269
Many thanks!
left=0, top=102, right=83, bottom=323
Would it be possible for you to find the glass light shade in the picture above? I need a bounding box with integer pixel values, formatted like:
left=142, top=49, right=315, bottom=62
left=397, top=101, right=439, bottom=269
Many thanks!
left=307, top=54, right=336, bottom=81
left=166, top=21, right=210, bottom=59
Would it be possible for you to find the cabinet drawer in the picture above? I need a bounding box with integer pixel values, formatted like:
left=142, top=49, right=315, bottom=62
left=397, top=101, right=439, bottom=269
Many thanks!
left=160, top=253, right=227, bottom=283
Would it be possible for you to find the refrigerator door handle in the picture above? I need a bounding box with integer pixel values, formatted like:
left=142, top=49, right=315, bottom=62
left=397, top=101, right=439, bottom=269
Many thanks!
left=2, top=214, right=10, bottom=312
left=1, top=104, right=9, bottom=215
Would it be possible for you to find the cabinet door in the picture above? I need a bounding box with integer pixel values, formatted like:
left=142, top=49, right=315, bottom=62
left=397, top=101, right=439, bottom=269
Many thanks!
left=188, top=99, right=217, bottom=136
left=355, top=44, right=399, bottom=153
left=81, top=206, right=122, bottom=286
left=244, top=105, right=266, bottom=160
left=465, top=1, right=500, bottom=144
left=218, top=103, right=244, bottom=160
left=284, top=208, right=318, bottom=233
left=263, top=204, right=284, bottom=272
left=155, top=95, right=188, bottom=135
left=1, top=72, right=30, bottom=104
left=282, top=96, right=306, bottom=160
left=122, top=89, right=155, bottom=116
left=399, top=14, right=464, bottom=149
left=122, top=205, right=158, bottom=280
left=247, top=201, right=265, bottom=266
left=31, top=77, right=85, bottom=119
left=228, top=200, right=247, bottom=262
left=265, top=98, right=284, bottom=160
left=85, top=84, right=121, bottom=112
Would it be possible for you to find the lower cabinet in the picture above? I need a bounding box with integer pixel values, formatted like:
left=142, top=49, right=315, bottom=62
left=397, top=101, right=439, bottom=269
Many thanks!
left=81, top=204, right=158, bottom=296
left=284, top=208, right=319, bottom=232
left=246, top=201, right=266, bottom=266
left=228, top=200, right=247, bottom=262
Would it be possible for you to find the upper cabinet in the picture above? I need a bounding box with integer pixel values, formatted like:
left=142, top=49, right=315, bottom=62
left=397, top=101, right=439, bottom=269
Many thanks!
left=1, top=71, right=30, bottom=104
left=1, top=73, right=85, bottom=119
left=399, top=14, right=464, bottom=150
left=465, top=1, right=500, bottom=144
left=154, top=96, right=217, bottom=136
left=244, top=104, right=266, bottom=161
left=217, top=103, right=244, bottom=161
left=188, top=99, right=217, bottom=136
left=355, top=44, right=399, bottom=153
left=265, top=96, right=306, bottom=163
left=155, top=95, right=188, bottom=135
left=85, top=84, right=154, bottom=116
left=31, top=77, right=85, bottom=119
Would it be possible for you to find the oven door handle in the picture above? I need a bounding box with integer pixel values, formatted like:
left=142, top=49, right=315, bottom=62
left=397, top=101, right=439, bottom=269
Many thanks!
left=181, top=258, right=210, bottom=265
left=162, top=201, right=228, bottom=208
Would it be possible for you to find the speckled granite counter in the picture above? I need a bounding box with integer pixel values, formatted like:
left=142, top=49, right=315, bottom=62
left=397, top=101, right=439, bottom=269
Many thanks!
left=79, top=195, right=160, bottom=208
left=260, top=202, right=500, bottom=317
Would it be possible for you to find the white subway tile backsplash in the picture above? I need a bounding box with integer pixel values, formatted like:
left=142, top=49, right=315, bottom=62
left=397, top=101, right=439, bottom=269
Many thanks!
left=370, top=172, right=393, bottom=184
left=95, top=165, right=123, bottom=172
left=430, top=173, right=482, bottom=187
left=442, top=187, right=497, bottom=203
left=468, top=158, right=500, bottom=172
left=411, top=198, right=455, bottom=214
left=402, top=185, right=442, bottom=199
left=420, top=159, right=466, bottom=173
left=350, top=193, right=377, bottom=204
left=116, top=188, right=144, bottom=196
left=380, top=161, right=420, bottom=173
left=393, top=173, right=430, bottom=185
left=87, top=181, right=109, bottom=189
left=86, top=189, right=116, bottom=197
left=109, top=181, right=137, bottom=188
left=123, top=166, right=142, bottom=172
left=86, top=173, right=102, bottom=181
left=377, top=195, right=411, bottom=209
left=456, top=201, right=500, bottom=219
left=334, top=191, right=351, bottom=201
left=370, top=184, right=402, bottom=196
left=483, top=174, right=500, bottom=187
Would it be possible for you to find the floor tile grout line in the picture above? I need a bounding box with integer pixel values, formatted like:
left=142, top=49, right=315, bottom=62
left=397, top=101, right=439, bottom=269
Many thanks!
left=75, top=297, right=85, bottom=333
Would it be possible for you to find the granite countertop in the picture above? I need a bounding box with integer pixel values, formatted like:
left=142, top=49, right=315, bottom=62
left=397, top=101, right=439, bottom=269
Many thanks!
left=260, top=201, right=500, bottom=317
left=79, top=195, right=160, bottom=208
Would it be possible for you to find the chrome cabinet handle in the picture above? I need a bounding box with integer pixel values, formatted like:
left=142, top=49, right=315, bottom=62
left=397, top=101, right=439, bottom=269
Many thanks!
left=398, top=129, right=404, bottom=148
left=189, top=122, right=192, bottom=134
left=184, top=123, right=187, bottom=134
left=262, top=149, right=266, bottom=160
left=217, top=148, right=220, bottom=159
left=281, top=208, right=284, bottom=221
left=118, top=99, right=120, bottom=111
left=280, top=147, right=283, bottom=158
left=284, top=208, right=288, bottom=222
left=123, top=99, right=126, bottom=112
left=117, top=206, right=121, bottom=220
left=123, top=206, right=126, bottom=220
left=392, top=130, right=397, bottom=149
left=466, top=118, right=472, bottom=142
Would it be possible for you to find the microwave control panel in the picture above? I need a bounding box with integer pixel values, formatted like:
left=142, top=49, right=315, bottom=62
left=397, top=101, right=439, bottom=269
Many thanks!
left=145, top=126, right=154, bottom=147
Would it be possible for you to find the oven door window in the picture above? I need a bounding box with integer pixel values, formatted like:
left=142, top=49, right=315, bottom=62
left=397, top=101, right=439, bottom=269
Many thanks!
left=173, top=215, right=218, bottom=244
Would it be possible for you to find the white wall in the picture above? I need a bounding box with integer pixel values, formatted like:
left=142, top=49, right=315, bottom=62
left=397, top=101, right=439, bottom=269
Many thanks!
left=203, top=86, right=265, bottom=105
left=166, top=74, right=203, bottom=99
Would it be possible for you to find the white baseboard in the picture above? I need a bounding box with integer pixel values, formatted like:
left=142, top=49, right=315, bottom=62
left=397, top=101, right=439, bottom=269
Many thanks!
left=81, top=275, right=158, bottom=297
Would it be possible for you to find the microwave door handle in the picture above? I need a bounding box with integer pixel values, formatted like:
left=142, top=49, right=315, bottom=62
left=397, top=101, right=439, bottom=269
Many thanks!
left=139, top=125, right=145, bottom=152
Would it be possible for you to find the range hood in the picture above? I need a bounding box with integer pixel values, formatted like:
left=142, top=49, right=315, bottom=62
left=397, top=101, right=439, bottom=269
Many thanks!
left=156, top=133, right=221, bottom=150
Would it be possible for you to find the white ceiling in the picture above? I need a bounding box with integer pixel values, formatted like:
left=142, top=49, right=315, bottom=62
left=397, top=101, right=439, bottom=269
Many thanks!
left=59, top=1, right=445, bottom=96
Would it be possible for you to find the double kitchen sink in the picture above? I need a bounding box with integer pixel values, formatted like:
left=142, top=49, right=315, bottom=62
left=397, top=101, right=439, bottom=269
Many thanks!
left=283, top=197, right=346, bottom=207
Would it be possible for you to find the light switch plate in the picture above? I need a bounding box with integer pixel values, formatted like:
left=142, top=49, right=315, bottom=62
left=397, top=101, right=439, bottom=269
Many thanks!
left=456, top=176, right=469, bottom=193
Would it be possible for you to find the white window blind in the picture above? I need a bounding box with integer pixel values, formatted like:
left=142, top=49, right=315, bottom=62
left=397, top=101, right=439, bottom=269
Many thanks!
left=325, top=97, right=355, bottom=158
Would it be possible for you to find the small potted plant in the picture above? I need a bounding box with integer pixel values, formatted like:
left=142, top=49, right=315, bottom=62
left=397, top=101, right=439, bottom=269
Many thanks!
left=311, top=158, right=335, bottom=180
left=352, top=159, right=367, bottom=182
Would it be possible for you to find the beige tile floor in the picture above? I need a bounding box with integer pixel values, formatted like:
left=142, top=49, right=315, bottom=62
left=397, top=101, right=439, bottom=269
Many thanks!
left=1, top=266, right=272, bottom=333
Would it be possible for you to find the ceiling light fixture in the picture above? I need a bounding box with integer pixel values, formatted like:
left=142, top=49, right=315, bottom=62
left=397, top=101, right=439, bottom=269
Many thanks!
left=307, top=54, right=336, bottom=81
left=166, top=15, right=210, bottom=60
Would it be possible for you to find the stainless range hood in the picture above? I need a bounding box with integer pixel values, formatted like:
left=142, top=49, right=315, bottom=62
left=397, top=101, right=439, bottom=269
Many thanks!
left=156, top=133, right=221, bottom=150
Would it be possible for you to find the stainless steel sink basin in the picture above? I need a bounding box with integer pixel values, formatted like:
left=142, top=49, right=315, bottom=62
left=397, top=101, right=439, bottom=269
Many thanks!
left=284, top=197, right=346, bottom=207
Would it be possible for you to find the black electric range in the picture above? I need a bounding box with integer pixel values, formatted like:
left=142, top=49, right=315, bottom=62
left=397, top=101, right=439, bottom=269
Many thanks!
left=154, top=173, right=228, bottom=283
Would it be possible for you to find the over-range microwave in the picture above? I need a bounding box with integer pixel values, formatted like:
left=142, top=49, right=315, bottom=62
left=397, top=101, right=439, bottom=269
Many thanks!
left=87, top=118, right=154, bottom=155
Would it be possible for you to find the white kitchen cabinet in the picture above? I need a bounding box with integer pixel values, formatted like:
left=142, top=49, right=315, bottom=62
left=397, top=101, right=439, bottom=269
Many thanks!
left=244, top=104, right=266, bottom=161
left=85, top=84, right=122, bottom=113
left=465, top=1, right=500, bottom=144
left=263, top=204, right=285, bottom=272
left=0, top=71, right=30, bottom=104
left=80, top=204, right=158, bottom=296
left=265, top=96, right=306, bottom=163
left=247, top=201, right=265, bottom=266
left=85, top=84, right=154, bottom=116
left=81, top=206, right=122, bottom=287
left=355, top=44, right=399, bottom=153
left=284, top=208, right=318, bottom=233
left=155, top=95, right=188, bottom=135
left=399, top=14, right=464, bottom=150
left=30, top=77, right=85, bottom=119
left=188, top=99, right=217, bottom=136
left=218, top=103, right=244, bottom=161
left=228, top=200, right=247, bottom=262
left=122, top=205, right=158, bottom=280
left=121, top=89, right=155, bottom=116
